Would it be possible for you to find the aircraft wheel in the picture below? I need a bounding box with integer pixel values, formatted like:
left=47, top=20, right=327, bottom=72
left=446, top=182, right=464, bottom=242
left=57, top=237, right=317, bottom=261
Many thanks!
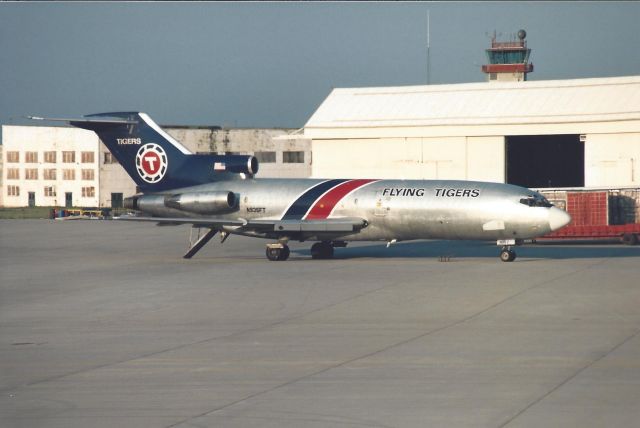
left=310, top=242, right=323, bottom=259
left=322, top=244, right=334, bottom=259
left=311, top=242, right=334, bottom=259
left=500, top=249, right=516, bottom=262
left=266, top=247, right=282, bottom=261
left=278, top=245, right=290, bottom=261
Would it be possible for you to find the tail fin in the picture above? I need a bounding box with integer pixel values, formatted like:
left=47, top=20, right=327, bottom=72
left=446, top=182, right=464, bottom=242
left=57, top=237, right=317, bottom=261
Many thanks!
left=30, top=112, right=258, bottom=192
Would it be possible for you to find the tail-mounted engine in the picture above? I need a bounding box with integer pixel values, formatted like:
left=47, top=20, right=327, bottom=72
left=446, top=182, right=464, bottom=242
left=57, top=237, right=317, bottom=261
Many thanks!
left=207, top=155, right=259, bottom=176
left=124, top=190, right=238, bottom=215
left=164, top=191, right=237, bottom=214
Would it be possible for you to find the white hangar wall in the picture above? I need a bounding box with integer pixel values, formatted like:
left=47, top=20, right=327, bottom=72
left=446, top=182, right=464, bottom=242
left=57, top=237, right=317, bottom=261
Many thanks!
left=311, top=136, right=505, bottom=181
left=305, top=76, right=640, bottom=188
left=584, top=133, right=640, bottom=187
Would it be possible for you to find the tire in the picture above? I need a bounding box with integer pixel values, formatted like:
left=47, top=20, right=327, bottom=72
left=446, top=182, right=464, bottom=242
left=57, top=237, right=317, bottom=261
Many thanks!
left=500, top=250, right=514, bottom=262
left=310, top=243, right=322, bottom=259
left=277, top=245, right=290, bottom=261
left=266, top=247, right=281, bottom=261
left=321, top=244, right=334, bottom=259
left=311, top=242, right=333, bottom=259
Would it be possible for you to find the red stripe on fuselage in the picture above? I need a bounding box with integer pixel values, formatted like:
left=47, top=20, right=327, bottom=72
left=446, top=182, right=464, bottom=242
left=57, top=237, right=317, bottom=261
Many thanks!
left=305, top=179, right=378, bottom=220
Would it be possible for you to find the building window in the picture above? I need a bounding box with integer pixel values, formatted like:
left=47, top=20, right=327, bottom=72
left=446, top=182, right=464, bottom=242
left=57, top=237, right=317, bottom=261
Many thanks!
left=104, top=152, right=117, bottom=164
left=62, top=151, right=75, bottom=163
left=7, top=185, right=20, bottom=196
left=283, top=151, right=305, bottom=163
left=81, top=151, right=95, bottom=163
left=6, top=151, right=19, bottom=163
left=254, top=151, right=276, bottom=163
left=25, top=168, right=38, bottom=180
left=44, top=186, right=56, bottom=197
left=82, top=186, right=95, bottom=198
left=81, top=169, right=95, bottom=181
left=25, top=151, right=38, bottom=163
left=63, top=169, right=76, bottom=180
left=44, top=169, right=57, bottom=180
left=44, top=151, right=57, bottom=163
left=7, top=168, right=19, bottom=180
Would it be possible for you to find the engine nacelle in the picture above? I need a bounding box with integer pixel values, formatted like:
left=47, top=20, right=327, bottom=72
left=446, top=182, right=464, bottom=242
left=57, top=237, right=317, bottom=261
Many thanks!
left=210, top=155, right=259, bottom=175
left=164, top=191, right=237, bottom=214
left=125, top=194, right=166, bottom=212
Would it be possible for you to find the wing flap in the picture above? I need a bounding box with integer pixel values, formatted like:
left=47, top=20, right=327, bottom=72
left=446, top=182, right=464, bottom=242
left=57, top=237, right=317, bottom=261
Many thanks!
left=266, top=217, right=368, bottom=233
left=115, top=215, right=245, bottom=228
left=116, top=215, right=368, bottom=233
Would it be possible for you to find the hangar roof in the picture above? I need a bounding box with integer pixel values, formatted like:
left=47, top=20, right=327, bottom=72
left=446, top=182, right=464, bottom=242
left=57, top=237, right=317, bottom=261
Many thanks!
left=305, top=76, right=640, bottom=129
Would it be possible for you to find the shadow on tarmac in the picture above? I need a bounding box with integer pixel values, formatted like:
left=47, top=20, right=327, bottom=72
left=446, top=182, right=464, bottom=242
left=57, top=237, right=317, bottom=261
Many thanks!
left=295, top=240, right=640, bottom=260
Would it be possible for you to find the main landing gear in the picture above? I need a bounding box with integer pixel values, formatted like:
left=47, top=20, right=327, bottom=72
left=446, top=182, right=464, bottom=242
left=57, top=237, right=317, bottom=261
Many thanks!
left=310, top=241, right=334, bottom=259
left=265, top=240, right=344, bottom=261
left=266, top=242, right=290, bottom=261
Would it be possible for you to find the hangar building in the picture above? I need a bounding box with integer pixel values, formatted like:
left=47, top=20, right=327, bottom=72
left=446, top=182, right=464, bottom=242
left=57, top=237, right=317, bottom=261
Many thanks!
left=304, top=75, right=640, bottom=189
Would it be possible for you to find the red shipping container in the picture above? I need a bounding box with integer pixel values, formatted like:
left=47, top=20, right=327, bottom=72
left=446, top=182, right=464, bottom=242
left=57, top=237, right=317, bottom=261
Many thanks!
left=566, top=192, right=608, bottom=226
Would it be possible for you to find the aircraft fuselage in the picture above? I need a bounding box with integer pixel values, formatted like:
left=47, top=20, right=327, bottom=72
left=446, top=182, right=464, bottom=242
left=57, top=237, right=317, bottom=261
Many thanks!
left=133, top=178, right=564, bottom=243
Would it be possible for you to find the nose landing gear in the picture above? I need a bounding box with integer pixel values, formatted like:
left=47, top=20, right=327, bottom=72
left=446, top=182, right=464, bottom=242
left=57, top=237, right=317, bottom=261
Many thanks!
left=497, top=239, right=521, bottom=262
left=499, top=247, right=517, bottom=262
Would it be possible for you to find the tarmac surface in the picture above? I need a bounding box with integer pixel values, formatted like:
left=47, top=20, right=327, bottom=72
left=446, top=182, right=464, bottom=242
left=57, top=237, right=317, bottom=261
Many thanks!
left=1, top=219, right=639, bottom=428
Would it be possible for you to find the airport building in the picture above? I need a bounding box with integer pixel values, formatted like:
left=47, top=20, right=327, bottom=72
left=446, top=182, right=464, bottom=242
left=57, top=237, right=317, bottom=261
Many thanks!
left=0, top=124, right=310, bottom=208
left=1, top=126, right=102, bottom=208
left=304, top=75, right=640, bottom=189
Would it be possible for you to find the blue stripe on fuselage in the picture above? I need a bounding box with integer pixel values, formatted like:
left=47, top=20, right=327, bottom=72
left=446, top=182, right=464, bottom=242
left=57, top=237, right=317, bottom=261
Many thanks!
left=282, top=179, right=347, bottom=220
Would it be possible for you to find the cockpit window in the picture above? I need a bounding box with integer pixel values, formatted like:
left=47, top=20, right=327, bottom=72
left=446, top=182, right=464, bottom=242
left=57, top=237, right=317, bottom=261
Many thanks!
left=519, top=195, right=553, bottom=208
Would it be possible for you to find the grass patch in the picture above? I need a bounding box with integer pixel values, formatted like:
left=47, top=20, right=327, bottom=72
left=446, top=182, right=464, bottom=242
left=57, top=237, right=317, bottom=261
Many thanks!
left=0, top=207, right=58, bottom=219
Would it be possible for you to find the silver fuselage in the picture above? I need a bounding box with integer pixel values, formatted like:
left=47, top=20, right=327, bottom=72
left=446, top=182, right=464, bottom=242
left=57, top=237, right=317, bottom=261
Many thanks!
left=136, top=178, right=566, bottom=243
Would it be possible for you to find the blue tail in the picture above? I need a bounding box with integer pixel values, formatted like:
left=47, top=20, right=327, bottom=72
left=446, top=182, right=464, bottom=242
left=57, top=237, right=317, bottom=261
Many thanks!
left=69, top=112, right=258, bottom=192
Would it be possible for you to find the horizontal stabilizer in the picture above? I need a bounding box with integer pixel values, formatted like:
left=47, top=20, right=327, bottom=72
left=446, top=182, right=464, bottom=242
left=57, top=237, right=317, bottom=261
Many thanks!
left=28, top=115, right=137, bottom=125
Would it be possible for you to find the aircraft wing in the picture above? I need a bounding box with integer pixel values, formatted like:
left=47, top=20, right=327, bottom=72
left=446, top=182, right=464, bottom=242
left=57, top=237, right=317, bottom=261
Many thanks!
left=116, top=215, right=368, bottom=233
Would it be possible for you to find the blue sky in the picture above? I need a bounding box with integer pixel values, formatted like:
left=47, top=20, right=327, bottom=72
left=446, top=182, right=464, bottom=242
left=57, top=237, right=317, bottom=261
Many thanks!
left=1, top=2, right=639, bottom=129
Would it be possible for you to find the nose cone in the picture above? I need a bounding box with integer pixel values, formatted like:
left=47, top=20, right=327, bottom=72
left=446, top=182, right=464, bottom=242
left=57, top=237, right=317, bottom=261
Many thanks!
left=548, top=207, right=572, bottom=231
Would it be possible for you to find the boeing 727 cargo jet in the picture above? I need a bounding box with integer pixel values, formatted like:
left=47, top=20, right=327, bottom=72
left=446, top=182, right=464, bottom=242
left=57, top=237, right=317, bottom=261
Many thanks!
left=31, top=112, right=571, bottom=262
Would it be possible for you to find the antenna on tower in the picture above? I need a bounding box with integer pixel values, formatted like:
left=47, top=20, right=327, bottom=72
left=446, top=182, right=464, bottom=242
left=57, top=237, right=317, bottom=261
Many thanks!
left=426, top=10, right=431, bottom=85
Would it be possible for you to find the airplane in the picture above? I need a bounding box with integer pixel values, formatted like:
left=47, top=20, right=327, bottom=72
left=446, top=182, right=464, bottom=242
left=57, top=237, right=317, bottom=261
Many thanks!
left=30, top=112, right=571, bottom=262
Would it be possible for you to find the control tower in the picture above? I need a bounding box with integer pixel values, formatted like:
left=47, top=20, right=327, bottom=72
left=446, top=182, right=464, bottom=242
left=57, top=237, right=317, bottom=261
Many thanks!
left=482, top=29, right=533, bottom=82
